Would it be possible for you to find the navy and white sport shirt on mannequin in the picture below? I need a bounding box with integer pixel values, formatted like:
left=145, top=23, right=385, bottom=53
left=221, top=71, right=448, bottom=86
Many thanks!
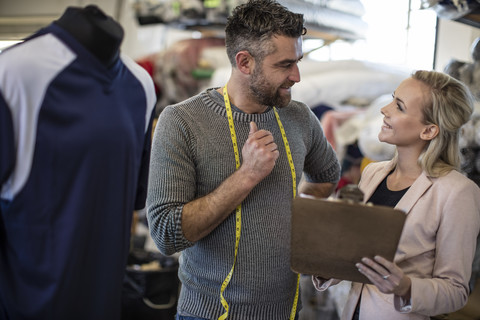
left=0, top=20, right=156, bottom=319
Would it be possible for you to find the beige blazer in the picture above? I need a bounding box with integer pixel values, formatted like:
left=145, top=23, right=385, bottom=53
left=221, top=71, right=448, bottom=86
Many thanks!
left=315, top=160, right=480, bottom=320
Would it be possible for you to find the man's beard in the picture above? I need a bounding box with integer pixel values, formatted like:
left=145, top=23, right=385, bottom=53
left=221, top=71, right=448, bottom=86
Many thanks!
left=249, top=67, right=294, bottom=109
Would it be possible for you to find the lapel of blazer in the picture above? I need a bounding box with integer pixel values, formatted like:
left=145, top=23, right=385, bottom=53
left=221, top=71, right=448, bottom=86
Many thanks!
left=361, top=161, right=394, bottom=203
left=395, top=172, right=432, bottom=215
left=361, top=161, right=433, bottom=216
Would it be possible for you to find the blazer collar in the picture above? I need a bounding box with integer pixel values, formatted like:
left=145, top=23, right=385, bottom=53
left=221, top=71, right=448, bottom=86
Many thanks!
left=396, top=173, right=432, bottom=215
left=362, top=160, right=433, bottom=215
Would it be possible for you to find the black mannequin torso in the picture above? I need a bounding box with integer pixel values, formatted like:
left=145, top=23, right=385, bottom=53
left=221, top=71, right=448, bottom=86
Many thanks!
left=54, top=5, right=124, bottom=67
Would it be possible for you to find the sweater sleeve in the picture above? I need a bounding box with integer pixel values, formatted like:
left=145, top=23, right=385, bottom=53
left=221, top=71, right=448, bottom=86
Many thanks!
left=146, top=106, right=195, bottom=255
left=302, top=107, right=341, bottom=184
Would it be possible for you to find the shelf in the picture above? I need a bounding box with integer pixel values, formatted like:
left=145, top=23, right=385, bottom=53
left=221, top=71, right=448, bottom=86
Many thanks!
left=456, top=13, right=480, bottom=28
left=455, top=7, right=480, bottom=28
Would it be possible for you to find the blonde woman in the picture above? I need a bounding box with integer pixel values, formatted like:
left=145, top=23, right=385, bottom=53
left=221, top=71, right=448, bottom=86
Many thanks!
left=314, top=70, right=480, bottom=320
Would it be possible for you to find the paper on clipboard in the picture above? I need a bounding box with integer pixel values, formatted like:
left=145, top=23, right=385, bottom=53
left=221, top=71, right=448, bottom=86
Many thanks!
left=290, top=197, right=406, bottom=283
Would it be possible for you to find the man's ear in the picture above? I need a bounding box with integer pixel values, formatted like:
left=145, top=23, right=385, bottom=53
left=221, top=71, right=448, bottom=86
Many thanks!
left=420, top=124, right=439, bottom=141
left=235, top=51, right=254, bottom=75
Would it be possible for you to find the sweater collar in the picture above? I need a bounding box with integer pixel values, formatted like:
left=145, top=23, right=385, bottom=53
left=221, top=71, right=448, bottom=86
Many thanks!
left=203, top=87, right=277, bottom=123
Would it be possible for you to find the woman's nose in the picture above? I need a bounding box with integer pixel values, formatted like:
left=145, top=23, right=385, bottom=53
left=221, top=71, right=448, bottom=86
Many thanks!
left=380, top=103, right=390, bottom=116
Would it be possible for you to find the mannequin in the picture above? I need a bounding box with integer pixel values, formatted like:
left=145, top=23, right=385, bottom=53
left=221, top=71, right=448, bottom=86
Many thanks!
left=54, top=5, right=124, bottom=67
left=0, top=5, right=156, bottom=319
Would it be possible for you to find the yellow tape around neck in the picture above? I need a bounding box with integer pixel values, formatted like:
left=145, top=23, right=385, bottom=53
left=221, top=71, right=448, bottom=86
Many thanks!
left=219, top=85, right=299, bottom=320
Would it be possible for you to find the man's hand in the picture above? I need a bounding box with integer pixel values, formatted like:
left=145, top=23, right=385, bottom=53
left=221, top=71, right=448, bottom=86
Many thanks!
left=239, top=121, right=279, bottom=183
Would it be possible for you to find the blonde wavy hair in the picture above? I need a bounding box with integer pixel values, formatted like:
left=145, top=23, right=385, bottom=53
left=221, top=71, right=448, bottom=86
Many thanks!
left=392, top=70, right=474, bottom=177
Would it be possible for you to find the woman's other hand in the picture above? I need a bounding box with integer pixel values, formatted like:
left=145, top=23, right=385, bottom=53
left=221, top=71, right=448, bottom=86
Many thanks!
left=356, top=255, right=411, bottom=300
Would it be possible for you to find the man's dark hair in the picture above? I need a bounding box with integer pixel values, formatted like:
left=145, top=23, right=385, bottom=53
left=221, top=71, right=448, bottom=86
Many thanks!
left=225, top=0, right=306, bottom=66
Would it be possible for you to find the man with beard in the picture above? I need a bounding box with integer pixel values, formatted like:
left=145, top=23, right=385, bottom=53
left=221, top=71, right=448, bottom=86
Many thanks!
left=146, top=0, right=340, bottom=319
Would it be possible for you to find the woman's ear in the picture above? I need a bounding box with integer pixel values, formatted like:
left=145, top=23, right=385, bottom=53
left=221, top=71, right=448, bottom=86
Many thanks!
left=235, top=50, right=254, bottom=75
left=420, top=124, right=439, bottom=141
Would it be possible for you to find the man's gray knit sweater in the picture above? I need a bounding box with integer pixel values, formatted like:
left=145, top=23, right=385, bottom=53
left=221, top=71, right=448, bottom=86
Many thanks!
left=147, top=88, right=340, bottom=319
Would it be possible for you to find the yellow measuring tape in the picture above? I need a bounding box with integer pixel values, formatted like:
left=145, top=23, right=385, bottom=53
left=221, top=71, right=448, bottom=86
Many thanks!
left=219, top=85, right=300, bottom=320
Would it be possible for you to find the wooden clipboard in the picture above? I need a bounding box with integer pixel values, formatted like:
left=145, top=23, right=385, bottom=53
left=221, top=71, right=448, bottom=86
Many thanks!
left=290, top=197, right=406, bottom=283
